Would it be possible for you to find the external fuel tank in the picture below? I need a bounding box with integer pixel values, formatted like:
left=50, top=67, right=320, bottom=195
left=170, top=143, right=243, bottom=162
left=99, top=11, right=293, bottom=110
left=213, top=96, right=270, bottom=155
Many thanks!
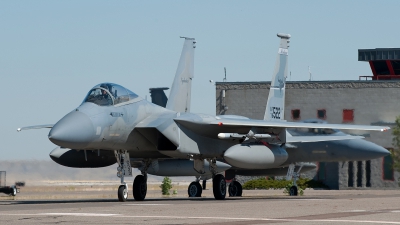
left=223, top=143, right=288, bottom=169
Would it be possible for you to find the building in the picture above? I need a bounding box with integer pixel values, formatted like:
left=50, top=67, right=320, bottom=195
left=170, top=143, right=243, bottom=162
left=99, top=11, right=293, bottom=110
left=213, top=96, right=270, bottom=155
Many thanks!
left=215, top=48, right=400, bottom=189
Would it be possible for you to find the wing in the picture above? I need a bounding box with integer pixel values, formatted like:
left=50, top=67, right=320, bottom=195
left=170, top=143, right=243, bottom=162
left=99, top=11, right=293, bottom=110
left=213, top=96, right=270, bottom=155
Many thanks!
left=174, top=116, right=389, bottom=141
left=207, top=118, right=389, bottom=131
left=17, top=124, right=54, bottom=132
left=286, top=135, right=364, bottom=143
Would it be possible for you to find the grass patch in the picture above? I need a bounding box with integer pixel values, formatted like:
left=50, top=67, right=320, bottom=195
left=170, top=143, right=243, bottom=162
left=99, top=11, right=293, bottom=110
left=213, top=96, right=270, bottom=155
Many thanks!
left=242, top=177, right=328, bottom=190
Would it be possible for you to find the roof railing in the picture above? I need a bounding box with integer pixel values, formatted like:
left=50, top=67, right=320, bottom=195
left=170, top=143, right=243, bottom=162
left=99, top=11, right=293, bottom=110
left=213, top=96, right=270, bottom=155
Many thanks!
left=359, top=75, right=400, bottom=80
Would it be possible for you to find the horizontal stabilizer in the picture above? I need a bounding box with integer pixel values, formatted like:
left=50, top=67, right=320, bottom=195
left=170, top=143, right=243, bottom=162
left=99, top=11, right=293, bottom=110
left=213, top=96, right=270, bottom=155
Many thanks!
left=286, top=135, right=364, bottom=143
left=17, top=124, right=54, bottom=132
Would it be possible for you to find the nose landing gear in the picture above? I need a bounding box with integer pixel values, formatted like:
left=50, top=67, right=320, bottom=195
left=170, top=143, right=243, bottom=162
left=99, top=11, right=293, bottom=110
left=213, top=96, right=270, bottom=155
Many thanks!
left=118, top=184, right=128, bottom=202
left=286, top=163, right=303, bottom=196
left=115, top=150, right=132, bottom=202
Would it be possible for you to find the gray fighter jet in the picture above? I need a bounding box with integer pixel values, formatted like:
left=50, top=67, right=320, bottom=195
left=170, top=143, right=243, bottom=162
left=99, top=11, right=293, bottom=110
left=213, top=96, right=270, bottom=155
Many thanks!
left=18, top=34, right=390, bottom=201
left=143, top=37, right=390, bottom=198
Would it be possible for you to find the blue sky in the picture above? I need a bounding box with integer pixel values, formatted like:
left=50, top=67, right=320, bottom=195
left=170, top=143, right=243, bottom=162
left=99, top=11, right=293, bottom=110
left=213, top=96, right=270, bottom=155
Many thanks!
left=1, top=1, right=399, bottom=160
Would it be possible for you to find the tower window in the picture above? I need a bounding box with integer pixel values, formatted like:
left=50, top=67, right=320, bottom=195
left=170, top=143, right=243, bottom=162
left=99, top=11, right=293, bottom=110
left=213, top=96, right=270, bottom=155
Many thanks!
left=343, top=109, right=354, bottom=123
left=383, top=150, right=394, bottom=181
left=317, top=109, right=326, bottom=120
left=291, top=109, right=300, bottom=120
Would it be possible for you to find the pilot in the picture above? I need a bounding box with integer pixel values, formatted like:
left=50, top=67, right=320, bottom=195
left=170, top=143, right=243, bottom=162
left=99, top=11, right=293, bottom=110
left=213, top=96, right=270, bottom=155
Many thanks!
left=101, top=89, right=109, bottom=98
left=98, top=84, right=113, bottom=105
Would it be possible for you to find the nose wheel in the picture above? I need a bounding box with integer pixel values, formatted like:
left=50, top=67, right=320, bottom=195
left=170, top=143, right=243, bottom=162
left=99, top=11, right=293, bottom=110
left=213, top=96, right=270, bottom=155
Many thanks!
left=228, top=181, right=242, bottom=197
left=118, top=184, right=128, bottom=202
left=289, top=186, right=298, bottom=196
left=188, top=181, right=202, bottom=197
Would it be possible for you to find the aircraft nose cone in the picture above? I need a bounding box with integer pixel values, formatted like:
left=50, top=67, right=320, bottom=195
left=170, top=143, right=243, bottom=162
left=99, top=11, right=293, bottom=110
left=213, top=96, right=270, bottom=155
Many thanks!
left=347, top=139, right=390, bottom=160
left=49, top=111, right=95, bottom=149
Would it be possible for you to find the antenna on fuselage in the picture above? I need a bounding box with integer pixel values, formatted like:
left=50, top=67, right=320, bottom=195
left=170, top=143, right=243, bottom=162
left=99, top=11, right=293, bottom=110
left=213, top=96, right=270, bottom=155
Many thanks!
left=223, top=67, right=227, bottom=82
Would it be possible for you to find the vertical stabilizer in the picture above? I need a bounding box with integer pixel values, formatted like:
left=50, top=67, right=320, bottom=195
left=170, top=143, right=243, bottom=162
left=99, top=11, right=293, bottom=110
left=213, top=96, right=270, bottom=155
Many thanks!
left=166, top=37, right=196, bottom=112
left=264, top=33, right=290, bottom=121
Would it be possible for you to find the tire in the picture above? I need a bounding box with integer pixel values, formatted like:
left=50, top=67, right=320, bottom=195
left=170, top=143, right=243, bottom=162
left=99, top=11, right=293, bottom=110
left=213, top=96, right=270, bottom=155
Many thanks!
left=212, top=174, right=226, bottom=200
left=133, top=175, right=147, bottom=201
left=11, top=187, right=17, bottom=196
left=118, top=185, right=128, bottom=202
left=195, top=182, right=202, bottom=196
left=188, top=182, right=202, bottom=197
left=289, top=186, right=298, bottom=196
left=229, top=181, right=242, bottom=197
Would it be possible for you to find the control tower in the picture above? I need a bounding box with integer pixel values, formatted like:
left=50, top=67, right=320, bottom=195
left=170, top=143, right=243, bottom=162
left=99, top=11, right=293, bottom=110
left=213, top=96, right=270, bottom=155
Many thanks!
left=359, top=48, right=400, bottom=80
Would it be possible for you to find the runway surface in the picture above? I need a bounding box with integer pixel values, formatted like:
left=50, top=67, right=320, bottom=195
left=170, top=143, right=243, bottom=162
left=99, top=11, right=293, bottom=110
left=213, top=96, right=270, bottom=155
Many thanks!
left=1, top=190, right=400, bottom=224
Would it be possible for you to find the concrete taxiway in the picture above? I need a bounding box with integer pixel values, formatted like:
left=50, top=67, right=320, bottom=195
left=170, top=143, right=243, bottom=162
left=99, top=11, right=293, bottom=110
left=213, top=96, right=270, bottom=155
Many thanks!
left=1, top=189, right=400, bottom=224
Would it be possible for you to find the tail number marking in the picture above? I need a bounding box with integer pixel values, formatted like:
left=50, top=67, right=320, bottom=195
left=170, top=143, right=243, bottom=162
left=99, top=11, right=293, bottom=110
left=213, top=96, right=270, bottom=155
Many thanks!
left=270, top=107, right=281, bottom=119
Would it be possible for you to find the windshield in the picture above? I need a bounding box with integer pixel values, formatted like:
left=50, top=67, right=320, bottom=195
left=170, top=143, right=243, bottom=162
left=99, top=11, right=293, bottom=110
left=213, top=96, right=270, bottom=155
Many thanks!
left=84, top=88, right=113, bottom=106
left=83, top=83, right=139, bottom=106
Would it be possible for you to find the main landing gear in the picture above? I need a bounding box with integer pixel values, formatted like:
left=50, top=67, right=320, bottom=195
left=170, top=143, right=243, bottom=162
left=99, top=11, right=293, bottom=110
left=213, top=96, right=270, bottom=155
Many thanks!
left=133, top=174, right=147, bottom=201
left=228, top=180, right=243, bottom=197
left=188, top=178, right=208, bottom=197
left=188, top=180, right=202, bottom=197
left=207, top=158, right=227, bottom=200
left=132, top=160, right=151, bottom=201
left=212, top=174, right=226, bottom=200
left=286, top=163, right=303, bottom=196
left=189, top=158, right=228, bottom=200
left=115, top=150, right=132, bottom=202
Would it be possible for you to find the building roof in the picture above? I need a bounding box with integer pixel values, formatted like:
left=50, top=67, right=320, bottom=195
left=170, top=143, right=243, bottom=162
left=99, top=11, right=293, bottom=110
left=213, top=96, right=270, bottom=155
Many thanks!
left=358, top=48, right=400, bottom=61
left=215, top=80, right=400, bottom=90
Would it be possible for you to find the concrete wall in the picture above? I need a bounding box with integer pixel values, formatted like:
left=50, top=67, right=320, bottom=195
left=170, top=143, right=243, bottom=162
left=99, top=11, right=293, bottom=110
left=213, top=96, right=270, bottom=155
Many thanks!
left=216, top=80, right=400, bottom=189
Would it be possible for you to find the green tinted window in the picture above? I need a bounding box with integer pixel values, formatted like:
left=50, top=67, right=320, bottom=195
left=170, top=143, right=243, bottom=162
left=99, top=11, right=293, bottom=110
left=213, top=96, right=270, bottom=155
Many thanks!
left=383, top=154, right=394, bottom=180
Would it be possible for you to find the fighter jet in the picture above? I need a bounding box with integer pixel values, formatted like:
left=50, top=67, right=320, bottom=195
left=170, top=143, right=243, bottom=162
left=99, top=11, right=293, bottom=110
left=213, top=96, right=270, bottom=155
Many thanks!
left=18, top=34, right=390, bottom=201
left=142, top=36, right=390, bottom=198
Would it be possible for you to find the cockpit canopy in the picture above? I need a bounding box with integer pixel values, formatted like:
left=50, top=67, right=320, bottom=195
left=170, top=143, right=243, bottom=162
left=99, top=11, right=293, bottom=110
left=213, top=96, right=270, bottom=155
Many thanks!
left=83, top=83, right=138, bottom=106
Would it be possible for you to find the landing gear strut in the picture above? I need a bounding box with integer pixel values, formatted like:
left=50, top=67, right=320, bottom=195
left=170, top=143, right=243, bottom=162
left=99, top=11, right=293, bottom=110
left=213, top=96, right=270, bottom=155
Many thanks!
left=115, top=150, right=132, bottom=202
left=286, top=163, right=303, bottom=196
left=202, top=180, right=207, bottom=190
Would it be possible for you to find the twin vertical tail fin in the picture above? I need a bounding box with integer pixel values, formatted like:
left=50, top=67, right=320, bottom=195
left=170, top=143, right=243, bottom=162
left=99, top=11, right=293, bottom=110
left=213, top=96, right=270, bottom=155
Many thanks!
left=263, top=33, right=291, bottom=121
left=166, top=37, right=196, bottom=113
